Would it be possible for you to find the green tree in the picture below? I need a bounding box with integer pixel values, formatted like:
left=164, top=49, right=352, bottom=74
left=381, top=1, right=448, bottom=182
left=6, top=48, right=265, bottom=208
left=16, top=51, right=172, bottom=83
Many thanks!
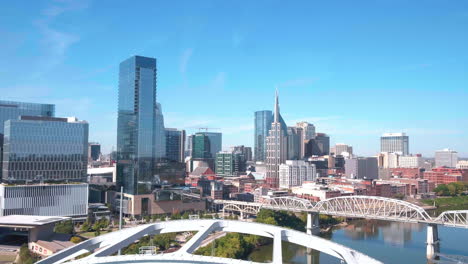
left=80, top=221, right=90, bottom=232
left=70, top=236, right=83, bottom=244
left=434, top=184, right=450, bottom=196
left=54, top=220, right=74, bottom=234
left=171, top=212, right=181, bottom=220
left=181, top=211, right=190, bottom=219
left=18, top=244, right=39, bottom=264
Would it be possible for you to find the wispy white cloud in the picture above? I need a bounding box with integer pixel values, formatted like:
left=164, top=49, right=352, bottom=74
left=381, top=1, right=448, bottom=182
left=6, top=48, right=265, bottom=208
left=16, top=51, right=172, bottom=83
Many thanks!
left=41, top=0, right=89, bottom=17
left=210, top=72, right=226, bottom=89
left=232, top=32, right=245, bottom=48
left=31, top=0, right=89, bottom=79
left=180, top=48, right=193, bottom=74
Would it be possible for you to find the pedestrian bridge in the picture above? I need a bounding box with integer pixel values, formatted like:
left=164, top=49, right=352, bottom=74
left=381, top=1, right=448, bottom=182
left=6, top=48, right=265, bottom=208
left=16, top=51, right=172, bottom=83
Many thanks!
left=217, top=196, right=468, bottom=228
left=37, top=219, right=382, bottom=264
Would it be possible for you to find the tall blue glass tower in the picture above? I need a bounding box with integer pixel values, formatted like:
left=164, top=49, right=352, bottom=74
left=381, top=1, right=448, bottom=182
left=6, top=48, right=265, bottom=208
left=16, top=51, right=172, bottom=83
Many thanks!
left=117, top=56, right=165, bottom=195
left=254, top=110, right=273, bottom=161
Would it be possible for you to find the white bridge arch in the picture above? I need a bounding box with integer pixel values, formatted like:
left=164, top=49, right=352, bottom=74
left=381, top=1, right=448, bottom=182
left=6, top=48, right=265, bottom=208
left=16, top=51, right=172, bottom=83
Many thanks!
left=217, top=195, right=468, bottom=228
left=37, top=219, right=382, bottom=264
left=313, top=195, right=432, bottom=223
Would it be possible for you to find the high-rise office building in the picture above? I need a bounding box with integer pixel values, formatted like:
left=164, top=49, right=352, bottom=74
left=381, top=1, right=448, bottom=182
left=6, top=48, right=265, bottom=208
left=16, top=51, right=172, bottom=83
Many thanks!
left=399, top=154, right=425, bottom=168
left=287, top=127, right=301, bottom=160
left=215, top=151, right=246, bottom=177
left=231, top=145, right=253, bottom=162
left=186, top=134, right=194, bottom=157
left=377, top=152, right=400, bottom=168
left=380, top=133, right=409, bottom=155
left=331, top=143, right=353, bottom=156
left=165, top=128, right=185, bottom=162
left=192, top=133, right=212, bottom=159
left=117, top=55, right=163, bottom=195
left=154, top=103, right=166, bottom=160
left=296, top=122, right=315, bottom=158
left=0, top=100, right=55, bottom=177
left=344, top=157, right=378, bottom=180
left=254, top=110, right=273, bottom=161
left=244, top=147, right=253, bottom=161
left=88, top=142, right=101, bottom=161
left=2, top=116, right=88, bottom=182
left=197, top=132, right=222, bottom=159
left=435, top=149, right=458, bottom=168
left=279, top=160, right=316, bottom=189
left=265, top=90, right=288, bottom=189
left=314, top=133, right=330, bottom=155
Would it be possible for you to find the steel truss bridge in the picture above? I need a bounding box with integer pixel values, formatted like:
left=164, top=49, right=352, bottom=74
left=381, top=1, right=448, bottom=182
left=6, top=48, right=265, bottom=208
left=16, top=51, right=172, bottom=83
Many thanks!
left=37, top=219, right=382, bottom=264
left=215, top=196, right=468, bottom=228
left=215, top=195, right=468, bottom=260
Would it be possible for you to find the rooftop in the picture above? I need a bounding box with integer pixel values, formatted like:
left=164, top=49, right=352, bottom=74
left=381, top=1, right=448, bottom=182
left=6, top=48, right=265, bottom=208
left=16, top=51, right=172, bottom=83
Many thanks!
left=0, top=215, right=71, bottom=228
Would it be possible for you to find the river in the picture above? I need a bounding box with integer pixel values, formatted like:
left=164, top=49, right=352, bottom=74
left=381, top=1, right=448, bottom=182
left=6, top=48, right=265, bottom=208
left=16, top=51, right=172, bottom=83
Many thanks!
left=247, top=220, right=468, bottom=264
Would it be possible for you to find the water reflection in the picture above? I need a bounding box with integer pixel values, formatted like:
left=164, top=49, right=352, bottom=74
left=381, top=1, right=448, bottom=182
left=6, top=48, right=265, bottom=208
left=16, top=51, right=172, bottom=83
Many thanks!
left=343, top=220, right=423, bottom=246
left=248, top=220, right=468, bottom=264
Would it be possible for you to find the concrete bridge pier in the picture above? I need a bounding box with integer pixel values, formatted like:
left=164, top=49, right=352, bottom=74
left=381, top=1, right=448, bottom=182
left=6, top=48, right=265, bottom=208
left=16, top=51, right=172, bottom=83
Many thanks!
left=426, top=224, right=440, bottom=260
left=306, top=212, right=320, bottom=236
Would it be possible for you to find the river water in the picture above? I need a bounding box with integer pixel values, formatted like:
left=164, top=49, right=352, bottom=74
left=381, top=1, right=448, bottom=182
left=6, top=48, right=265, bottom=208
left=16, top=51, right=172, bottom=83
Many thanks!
left=248, top=220, right=468, bottom=264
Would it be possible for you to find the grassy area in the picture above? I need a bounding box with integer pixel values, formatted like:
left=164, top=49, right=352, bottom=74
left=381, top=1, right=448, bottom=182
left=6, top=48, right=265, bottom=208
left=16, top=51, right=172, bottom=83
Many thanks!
left=421, top=196, right=468, bottom=208
left=80, top=230, right=111, bottom=238
left=422, top=196, right=468, bottom=216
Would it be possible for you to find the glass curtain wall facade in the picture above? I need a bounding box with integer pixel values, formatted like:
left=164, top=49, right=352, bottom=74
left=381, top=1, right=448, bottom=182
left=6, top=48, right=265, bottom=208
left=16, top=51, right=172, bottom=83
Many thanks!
left=2, top=117, right=88, bottom=182
left=192, top=134, right=211, bottom=159
left=0, top=101, right=54, bottom=178
left=380, top=133, right=409, bottom=155
left=165, top=128, right=185, bottom=162
left=197, top=132, right=222, bottom=158
left=117, top=56, right=160, bottom=195
left=254, top=110, right=273, bottom=162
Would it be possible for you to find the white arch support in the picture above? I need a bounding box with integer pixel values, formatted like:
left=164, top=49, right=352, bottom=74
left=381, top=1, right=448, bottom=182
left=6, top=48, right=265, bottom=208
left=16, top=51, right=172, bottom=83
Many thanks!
left=37, top=219, right=382, bottom=264
left=314, top=196, right=432, bottom=222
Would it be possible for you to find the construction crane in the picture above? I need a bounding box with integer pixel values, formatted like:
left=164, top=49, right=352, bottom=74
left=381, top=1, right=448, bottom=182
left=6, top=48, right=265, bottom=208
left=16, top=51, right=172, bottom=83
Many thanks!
left=197, top=127, right=220, bottom=132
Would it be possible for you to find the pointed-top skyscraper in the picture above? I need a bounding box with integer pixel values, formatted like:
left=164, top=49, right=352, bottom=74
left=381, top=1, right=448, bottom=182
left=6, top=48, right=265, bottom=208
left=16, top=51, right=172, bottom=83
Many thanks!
left=265, top=89, right=288, bottom=189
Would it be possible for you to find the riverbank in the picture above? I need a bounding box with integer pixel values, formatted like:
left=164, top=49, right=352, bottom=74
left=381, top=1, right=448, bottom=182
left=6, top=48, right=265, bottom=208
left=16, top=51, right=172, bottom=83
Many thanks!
left=421, top=196, right=468, bottom=215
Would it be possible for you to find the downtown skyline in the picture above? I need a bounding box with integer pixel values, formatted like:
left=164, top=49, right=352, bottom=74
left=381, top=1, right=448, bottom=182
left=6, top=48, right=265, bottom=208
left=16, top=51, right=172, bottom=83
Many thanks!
left=1, top=0, right=467, bottom=156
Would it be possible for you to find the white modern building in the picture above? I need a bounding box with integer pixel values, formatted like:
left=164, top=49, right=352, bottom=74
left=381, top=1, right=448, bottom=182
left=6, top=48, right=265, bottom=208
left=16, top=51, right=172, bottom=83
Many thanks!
left=380, top=133, right=409, bottom=155
left=399, top=155, right=425, bottom=168
left=0, top=183, right=88, bottom=217
left=331, top=143, right=353, bottom=156
left=435, top=149, right=458, bottom=168
left=456, top=160, right=468, bottom=169
left=279, top=160, right=316, bottom=189
left=378, top=152, right=400, bottom=168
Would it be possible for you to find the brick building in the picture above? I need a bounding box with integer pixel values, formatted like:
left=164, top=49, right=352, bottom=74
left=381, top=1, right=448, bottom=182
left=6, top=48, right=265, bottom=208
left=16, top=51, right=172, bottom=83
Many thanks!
left=423, top=168, right=468, bottom=185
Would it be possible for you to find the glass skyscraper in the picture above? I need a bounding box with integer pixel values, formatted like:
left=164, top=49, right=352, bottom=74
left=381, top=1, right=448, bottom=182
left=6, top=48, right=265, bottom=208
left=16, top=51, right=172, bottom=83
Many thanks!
left=117, top=55, right=166, bottom=195
left=380, top=133, right=409, bottom=155
left=155, top=103, right=166, bottom=160
left=165, top=128, right=185, bottom=162
left=254, top=110, right=273, bottom=161
left=196, top=132, right=222, bottom=158
left=192, top=134, right=211, bottom=159
left=0, top=100, right=55, bottom=178
left=2, top=116, right=88, bottom=182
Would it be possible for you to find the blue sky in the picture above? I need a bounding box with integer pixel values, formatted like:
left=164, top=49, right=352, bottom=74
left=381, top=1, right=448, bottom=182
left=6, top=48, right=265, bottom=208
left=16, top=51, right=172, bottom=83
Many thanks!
left=1, top=0, right=467, bottom=157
